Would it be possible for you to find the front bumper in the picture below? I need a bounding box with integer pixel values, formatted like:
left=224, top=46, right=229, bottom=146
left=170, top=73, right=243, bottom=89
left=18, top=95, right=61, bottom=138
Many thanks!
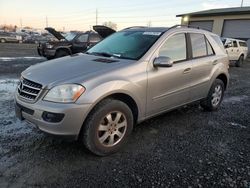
left=15, top=92, right=92, bottom=139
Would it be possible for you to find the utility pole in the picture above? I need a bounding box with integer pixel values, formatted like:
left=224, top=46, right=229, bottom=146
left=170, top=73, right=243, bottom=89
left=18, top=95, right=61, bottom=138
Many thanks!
left=20, top=18, right=23, bottom=28
left=241, top=0, right=244, bottom=7
left=96, top=9, right=98, bottom=25
left=46, top=16, right=48, bottom=27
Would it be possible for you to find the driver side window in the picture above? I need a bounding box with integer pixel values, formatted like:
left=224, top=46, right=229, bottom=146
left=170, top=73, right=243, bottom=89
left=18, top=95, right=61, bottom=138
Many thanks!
left=159, top=33, right=186, bottom=62
left=76, top=34, right=88, bottom=43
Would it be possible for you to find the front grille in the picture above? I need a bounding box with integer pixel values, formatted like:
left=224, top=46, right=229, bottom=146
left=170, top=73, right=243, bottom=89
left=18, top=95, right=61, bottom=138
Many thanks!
left=18, top=78, right=42, bottom=101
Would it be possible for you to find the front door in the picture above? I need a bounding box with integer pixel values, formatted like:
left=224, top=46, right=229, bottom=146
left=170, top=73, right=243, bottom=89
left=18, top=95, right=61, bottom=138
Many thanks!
left=73, top=34, right=89, bottom=53
left=147, top=33, right=192, bottom=116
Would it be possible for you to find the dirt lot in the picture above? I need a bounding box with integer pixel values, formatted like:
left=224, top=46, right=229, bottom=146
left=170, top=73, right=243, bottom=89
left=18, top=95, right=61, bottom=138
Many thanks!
left=0, top=43, right=249, bottom=187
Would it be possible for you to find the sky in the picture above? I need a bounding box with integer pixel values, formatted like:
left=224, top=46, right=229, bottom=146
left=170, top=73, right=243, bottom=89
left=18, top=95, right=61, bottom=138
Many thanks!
left=0, top=0, right=250, bottom=31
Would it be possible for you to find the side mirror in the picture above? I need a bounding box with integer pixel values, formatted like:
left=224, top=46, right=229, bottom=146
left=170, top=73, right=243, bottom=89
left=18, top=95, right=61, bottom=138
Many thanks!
left=153, top=56, right=173, bottom=68
left=225, top=43, right=232, bottom=48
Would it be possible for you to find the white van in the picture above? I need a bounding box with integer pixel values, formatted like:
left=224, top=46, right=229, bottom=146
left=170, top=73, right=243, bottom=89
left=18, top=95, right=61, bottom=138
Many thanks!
left=222, top=38, right=248, bottom=67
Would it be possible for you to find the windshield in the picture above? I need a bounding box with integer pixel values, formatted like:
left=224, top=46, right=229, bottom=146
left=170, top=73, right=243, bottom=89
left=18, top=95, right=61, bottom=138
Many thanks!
left=221, top=38, right=226, bottom=44
left=64, top=32, right=77, bottom=41
left=87, top=30, right=162, bottom=60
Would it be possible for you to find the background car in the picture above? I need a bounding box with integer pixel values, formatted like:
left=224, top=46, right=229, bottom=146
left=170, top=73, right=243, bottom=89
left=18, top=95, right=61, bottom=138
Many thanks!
left=222, top=37, right=248, bottom=67
left=0, top=32, right=22, bottom=43
left=23, top=35, right=49, bottom=44
left=37, top=26, right=115, bottom=60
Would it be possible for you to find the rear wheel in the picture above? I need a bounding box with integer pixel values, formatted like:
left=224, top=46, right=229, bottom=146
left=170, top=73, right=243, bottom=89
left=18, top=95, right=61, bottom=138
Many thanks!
left=235, top=55, right=244, bottom=67
left=55, top=49, right=69, bottom=58
left=81, top=99, right=134, bottom=156
left=200, top=79, right=225, bottom=111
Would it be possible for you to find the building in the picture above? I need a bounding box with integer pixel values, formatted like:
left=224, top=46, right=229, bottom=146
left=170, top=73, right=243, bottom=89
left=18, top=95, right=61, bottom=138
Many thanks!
left=176, top=6, right=250, bottom=51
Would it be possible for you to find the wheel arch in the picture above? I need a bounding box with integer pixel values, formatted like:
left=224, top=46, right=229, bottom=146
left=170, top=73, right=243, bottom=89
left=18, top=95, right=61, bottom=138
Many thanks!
left=216, top=73, right=228, bottom=90
left=77, top=92, right=139, bottom=140
left=55, top=47, right=72, bottom=55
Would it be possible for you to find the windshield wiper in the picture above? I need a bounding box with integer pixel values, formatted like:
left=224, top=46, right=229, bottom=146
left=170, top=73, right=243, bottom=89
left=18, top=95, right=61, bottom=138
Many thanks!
left=87, top=52, right=113, bottom=57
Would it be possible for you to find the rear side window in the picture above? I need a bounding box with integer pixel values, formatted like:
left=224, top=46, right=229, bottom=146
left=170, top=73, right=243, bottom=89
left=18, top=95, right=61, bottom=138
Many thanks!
left=76, top=34, right=88, bottom=42
left=239, top=41, right=247, bottom=47
left=159, top=33, right=186, bottom=62
left=190, top=33, right=207, bottom=58
left=206, top=39, right=214, bottom=55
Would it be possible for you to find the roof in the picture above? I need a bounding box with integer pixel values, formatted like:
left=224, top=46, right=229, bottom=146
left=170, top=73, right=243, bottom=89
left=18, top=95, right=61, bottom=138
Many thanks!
left=176, top=6, right=250, bottom=17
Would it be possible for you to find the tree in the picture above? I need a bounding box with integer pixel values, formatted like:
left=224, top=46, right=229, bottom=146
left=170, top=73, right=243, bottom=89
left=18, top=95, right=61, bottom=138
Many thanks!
left=103, top=21, right=117, bottom=30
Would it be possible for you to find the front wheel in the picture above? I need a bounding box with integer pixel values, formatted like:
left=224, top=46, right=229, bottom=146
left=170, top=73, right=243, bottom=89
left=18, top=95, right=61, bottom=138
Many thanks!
left=0, top=38, right=6, bottom=43
left=200, top=79, right=225, bottom=111
left=81, top=99, right=134, bottom=156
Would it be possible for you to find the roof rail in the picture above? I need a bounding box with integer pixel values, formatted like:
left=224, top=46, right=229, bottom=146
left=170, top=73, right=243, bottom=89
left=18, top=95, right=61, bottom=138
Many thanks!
left=168, top=24, right=200, bottom=30
left=123, top=26, right=148, bottom=30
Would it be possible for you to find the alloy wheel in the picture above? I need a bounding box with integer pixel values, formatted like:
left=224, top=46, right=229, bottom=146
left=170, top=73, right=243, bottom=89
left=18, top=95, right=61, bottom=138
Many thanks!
left=97, top=111, right=127, bottom=147
left=211, top=85, right=222, bottom=107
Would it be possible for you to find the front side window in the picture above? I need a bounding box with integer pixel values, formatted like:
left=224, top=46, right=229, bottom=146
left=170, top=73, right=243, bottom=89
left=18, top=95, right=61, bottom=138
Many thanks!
left=206, top=39, right=214, bottom=55
left=76, top=34, right=88, bottom=43
left=159, top=33, right=186, bottom=62
left=89, top=34, right=101, bottom=43
left=190, top=33, right=207, bottom=58
left=87, top=31, right=162, bottom=60
left=233, top=41, right=238, bottom=47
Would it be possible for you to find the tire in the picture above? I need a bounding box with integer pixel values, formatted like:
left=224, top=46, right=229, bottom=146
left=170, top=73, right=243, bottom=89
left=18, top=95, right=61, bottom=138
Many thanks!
left=55, top=49, right=69, bottom=58
left=200, top=79, right=225, bottom=111
left=0, top=38, right=6, bottom=43
left=235, top=55, right=244, bottom=67
left=81, top=99, right=134, bottom=156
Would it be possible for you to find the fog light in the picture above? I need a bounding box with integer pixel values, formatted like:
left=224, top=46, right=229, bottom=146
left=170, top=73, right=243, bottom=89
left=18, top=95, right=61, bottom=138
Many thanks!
left=42, top=111, right=65, bottom=123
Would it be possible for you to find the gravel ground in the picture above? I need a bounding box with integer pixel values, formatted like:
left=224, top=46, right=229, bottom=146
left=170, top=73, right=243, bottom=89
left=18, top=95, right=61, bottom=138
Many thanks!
left=0, top=44, right=249, bottom=187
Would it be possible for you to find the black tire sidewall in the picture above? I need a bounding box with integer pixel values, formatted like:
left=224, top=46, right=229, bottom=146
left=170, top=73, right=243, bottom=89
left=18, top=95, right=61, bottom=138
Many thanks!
left=83, top=99, right=134, bottom=156
left=236, top=55, right=244, bottom=67
left=55, top=50, right=69, bottom=58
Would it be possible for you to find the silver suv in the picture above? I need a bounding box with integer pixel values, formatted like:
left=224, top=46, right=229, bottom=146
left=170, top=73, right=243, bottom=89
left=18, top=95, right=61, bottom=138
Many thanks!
left=15, top=25, right=229, bottom=156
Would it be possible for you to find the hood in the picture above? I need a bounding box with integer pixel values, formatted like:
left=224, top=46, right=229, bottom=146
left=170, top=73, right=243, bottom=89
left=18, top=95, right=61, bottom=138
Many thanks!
left=93, top=25, right=116, bottom=38
left=45, top=27, right=65, bottom=41
left=22, top=53, right=134, bottom=88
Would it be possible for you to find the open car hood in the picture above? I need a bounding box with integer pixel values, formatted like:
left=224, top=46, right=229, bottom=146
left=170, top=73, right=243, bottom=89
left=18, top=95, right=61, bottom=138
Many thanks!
left=45, top=27, right=66, bottom=41
left=93, top=25, right=116, bottom=38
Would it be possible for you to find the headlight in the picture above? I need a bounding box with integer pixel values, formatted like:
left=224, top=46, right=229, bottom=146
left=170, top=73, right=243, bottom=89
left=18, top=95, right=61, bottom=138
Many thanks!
left=43, top=84, right=85, bottom=103
left=46, top=43, right=54, bottom=49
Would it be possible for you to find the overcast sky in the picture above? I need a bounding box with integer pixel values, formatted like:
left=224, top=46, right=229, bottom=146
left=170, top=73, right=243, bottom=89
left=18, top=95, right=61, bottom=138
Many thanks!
left=0, top=0, right=250, bottom=31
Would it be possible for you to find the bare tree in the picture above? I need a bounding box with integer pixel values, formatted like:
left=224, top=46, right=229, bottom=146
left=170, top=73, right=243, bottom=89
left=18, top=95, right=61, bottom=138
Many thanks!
left=103, top=21, right=117, bottom=30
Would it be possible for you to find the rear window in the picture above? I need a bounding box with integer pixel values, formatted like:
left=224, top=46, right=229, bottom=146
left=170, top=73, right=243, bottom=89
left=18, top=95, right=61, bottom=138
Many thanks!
left=239, top=41, right=247, bottom=47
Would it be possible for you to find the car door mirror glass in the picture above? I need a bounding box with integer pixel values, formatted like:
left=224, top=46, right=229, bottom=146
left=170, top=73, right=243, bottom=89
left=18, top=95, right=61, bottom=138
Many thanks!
left=153, top=56, right=173, bottom=67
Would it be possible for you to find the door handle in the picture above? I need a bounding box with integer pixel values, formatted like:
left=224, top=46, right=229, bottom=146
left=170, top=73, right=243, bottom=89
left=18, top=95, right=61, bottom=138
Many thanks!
left=212, top=60, right=218, bottom=65
left=183, top=67, right=191, bottom=74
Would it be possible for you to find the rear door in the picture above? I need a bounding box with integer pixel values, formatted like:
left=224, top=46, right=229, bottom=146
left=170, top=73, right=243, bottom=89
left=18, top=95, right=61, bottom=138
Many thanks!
left=147, top=33, right=193, bottom=115
left=188, top=33, right=216, bottom=100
